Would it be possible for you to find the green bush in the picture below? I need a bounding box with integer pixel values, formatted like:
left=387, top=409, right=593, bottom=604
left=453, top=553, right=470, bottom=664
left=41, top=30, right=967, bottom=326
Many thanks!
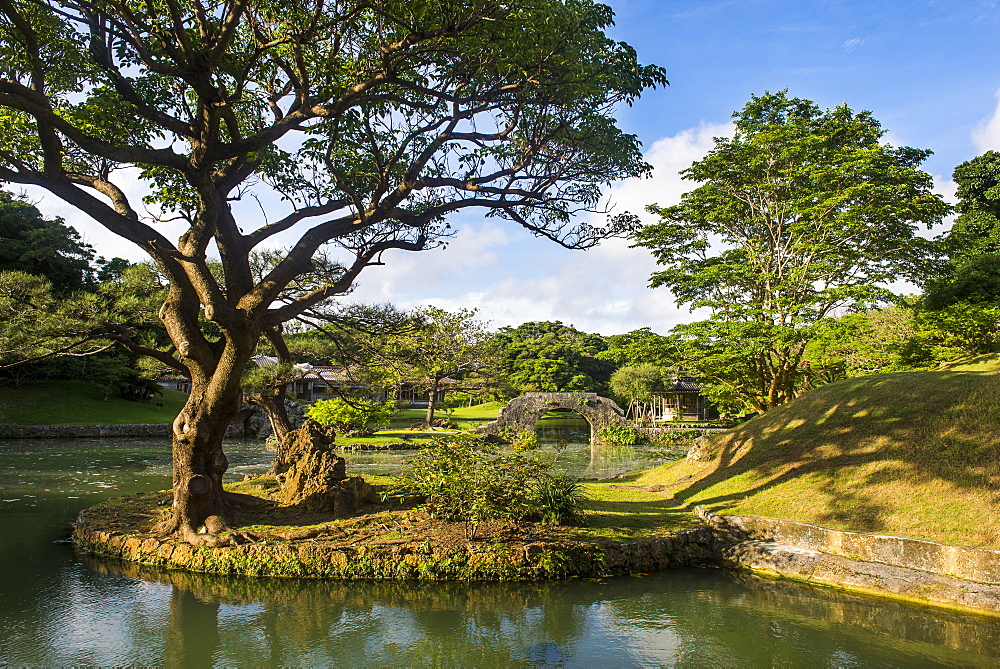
left=532, top=475, right=585, bottom=526
left=305, top=398, right=396, bottom=436
left=598, top=424, right=645, bottom=445
left=398, top=436, right=584, bottom=537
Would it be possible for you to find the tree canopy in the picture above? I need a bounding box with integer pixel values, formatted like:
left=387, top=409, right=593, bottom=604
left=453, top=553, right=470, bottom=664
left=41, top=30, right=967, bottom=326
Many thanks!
left=633, top=91, right=949, bottom=413
left=0, top=0, right=664, bottom=542
left=494, top=320, right=614, bottom=395
left=0, top=191, right=126, bottom=290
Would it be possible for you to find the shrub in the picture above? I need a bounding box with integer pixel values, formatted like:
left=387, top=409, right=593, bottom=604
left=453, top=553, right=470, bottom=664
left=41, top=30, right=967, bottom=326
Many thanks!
left=532, top=475, right=585, bottom=526
left=305, top=398, right=396, bottom=436
left=398, top=435, right=584, bottom=537
left=598, top=424, right=645, bottom=445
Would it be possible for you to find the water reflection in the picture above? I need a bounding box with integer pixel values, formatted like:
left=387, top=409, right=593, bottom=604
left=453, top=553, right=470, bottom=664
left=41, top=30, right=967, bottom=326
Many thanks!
left=67, top=555, right=1000, bottom=667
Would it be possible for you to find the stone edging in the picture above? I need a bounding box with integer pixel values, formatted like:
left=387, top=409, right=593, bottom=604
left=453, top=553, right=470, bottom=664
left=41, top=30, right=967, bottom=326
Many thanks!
left=696, top=507, right=1000, bottom=616
left=73, top=508, right=716, bottom=581
left=0, top=423, right=172, bottom=439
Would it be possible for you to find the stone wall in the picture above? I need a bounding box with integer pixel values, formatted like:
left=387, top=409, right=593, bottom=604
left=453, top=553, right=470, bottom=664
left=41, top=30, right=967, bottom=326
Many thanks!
left=74, top=518, right=717, bottom=581
left=0, top=423, right=172, bottom=439
left=699, top=507, right=1000, bottom=615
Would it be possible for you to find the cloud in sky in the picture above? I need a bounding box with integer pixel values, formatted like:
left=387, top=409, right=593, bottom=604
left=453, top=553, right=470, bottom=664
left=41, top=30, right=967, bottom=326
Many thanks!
left=842, top=37, right=866, bottom=51
left=972, top=86, right=1000, bottom=153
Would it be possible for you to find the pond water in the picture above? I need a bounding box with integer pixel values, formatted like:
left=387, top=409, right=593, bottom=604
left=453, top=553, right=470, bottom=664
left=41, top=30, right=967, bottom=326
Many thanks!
left=346, top=418, right=684, bottom=480
left=2, top=434, right=1000, bottom=666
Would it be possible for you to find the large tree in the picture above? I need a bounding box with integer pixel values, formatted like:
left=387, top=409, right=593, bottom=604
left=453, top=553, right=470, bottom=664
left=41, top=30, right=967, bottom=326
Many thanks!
left=493, top=320, right=614, bottom=395
left=0, top=0, right=663, bottom=543
left=396, top=306, right=496, bottom=427
left=633, top=91, right=949, bottom=413
left=919, top=152, right=1000, bottom=356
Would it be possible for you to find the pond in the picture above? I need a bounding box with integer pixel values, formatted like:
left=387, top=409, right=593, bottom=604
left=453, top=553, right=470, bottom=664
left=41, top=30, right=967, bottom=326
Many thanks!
left=346, top=417, right=685, bottom=480
left=2, top=434, right=1000, bottom=666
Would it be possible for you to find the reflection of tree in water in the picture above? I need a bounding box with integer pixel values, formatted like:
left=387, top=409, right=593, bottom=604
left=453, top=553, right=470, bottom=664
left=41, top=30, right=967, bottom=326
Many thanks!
left=83, top=555, right=1000, bottom=665
left=85, top=555, right=597, bottom=664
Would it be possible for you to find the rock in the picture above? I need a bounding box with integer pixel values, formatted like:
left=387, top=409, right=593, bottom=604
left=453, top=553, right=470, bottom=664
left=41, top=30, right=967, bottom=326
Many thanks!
left=203, top=515, right=227, bottom=534
left=276, top=420, right=377, bottom=513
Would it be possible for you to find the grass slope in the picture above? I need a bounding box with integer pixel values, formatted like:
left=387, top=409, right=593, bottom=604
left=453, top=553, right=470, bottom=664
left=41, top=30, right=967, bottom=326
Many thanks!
left=632, top=355, right=1000, bottom=548
left=0, top=380, right=187, bottom=425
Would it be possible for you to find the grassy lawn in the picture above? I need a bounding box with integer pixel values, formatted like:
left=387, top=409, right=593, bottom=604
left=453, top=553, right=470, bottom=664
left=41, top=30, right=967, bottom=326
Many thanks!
left=386, top=401, right=502, bottom=431
left=0, top=380, right=187, bottom=425
left=628, top=354, right=1000, bottom=548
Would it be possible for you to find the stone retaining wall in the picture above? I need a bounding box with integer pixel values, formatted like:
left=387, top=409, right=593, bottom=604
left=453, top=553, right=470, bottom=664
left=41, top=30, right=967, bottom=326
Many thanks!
left=0, top=423, right=172, bottom=439
left=73, top=518, right=717, bottom=581
left=698, top=507, right=1000, bottom=615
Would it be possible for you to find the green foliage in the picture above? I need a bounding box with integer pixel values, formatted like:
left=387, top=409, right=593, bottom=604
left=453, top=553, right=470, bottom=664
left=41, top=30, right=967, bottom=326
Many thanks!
left=398, top=436, right=583, bottom=537
left=609, top=364, right=670, bottom=403
left=598, top=424, right=645, bottom=445
left=633, top=91, right=949, bottom=413
left=943, top=151, right=1000, bottom=265
left=532, top=475, right=586, bottom=526
left=306, top=398, right=396, bottom=436
left=599, top=327, right=678, bottom=367
left=917, top=152, right=1000, bottom=357
left=494, top=321, right=614, bottom=396
left=0, top=190, right=117, bottom=291
left=396, top=306, right=498, bottom=425
left=509, top=430, right=539, bottom=451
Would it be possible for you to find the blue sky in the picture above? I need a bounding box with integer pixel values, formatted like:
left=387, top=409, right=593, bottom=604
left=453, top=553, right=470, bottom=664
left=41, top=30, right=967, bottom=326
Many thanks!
left=30, top=0, right=1000, bottom=335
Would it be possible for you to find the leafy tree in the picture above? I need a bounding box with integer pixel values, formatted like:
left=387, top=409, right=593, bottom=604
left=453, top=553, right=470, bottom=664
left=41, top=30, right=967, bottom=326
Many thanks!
left=0, top=271, right=109, bottom=370
left=633, top=91, right=949, bottom=413
left=599, top=327, right=678, bottom=368
left=608, top=364, right=668, bottom=403
left=0, top=191, right=128, bottom=291
left=0, top=264, right=174, bottom=389
left=808, top=306, right=918, bottom=377
left=494, top=321, right=614, bottom=395
left=941, top=151, right=1000, bottom=265
left=305, top=397, right=395, bottom=436
left=918, top=153, right=1000, bottom=355
left=396, top=306, right=496, bottom=427
left=0, top=0, right=663, bottom=542
left=0, top=191, right=95, bottom=290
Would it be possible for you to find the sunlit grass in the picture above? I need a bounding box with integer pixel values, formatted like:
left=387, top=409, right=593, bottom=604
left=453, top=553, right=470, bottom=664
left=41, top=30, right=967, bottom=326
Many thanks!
left=0, top=380, right=187, bottom=425
left=633, top=354, right=1000, bottom=548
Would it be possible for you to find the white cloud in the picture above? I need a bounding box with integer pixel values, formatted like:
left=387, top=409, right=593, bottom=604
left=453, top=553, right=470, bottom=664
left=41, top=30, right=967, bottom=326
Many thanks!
left=972, top=86, right=1000, bottom=153
left=842, top=37, right=866, bottom=51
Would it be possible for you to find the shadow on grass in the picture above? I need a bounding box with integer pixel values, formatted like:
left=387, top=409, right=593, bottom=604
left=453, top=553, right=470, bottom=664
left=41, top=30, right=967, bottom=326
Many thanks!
left=583, top=496, right=693, bottom=530
left=672, top=369, right=1000, bottom=532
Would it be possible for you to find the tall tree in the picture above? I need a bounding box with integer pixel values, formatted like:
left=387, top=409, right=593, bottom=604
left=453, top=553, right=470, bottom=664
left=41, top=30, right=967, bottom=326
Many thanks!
left=919, top=152, right=1000, bottom=355
left=0, top=0, right=664, bottom=543
left=0, top=191, right=101, bottom=290
left=494, top=320, right=614, bottom=395
left=633, top=91, right=949, bottom=413
left=396, top=306, right=495, bottom=427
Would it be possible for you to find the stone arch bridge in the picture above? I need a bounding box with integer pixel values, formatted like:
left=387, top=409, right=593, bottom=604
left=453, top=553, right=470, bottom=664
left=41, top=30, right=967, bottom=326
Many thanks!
left=474, top=392, right=629, bottom=443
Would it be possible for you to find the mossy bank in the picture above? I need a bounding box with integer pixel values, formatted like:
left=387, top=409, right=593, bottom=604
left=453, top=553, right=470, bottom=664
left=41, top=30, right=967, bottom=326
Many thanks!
left=73, top=489, right=715, bottom=581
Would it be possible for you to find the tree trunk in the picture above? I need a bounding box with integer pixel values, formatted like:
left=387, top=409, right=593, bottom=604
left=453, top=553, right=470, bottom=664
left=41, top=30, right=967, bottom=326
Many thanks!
left=156, top=350, right=250, bottom=545
left=245, top=389, right=294, bottom=441
left=424, top=378, right=440, bottom=427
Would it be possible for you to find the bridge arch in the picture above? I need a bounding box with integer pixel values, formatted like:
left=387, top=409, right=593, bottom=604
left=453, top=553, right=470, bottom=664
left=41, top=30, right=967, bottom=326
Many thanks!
left=475, top=392, right=628, bottom=443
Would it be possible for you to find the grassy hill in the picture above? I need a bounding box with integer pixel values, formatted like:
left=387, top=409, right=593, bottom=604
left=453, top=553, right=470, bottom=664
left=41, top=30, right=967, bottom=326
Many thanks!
left=0, top=380, right=187, bottom=425
left=632, top=355, right=1000, bottom=548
